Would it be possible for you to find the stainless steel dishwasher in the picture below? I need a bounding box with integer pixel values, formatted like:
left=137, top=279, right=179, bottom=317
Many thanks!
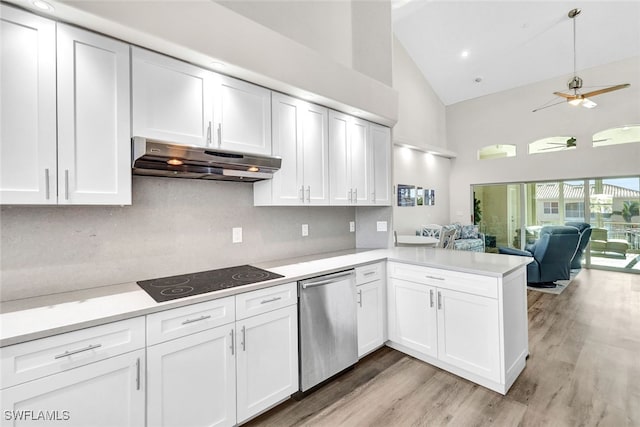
left=298, top=269, right=358, bottom=392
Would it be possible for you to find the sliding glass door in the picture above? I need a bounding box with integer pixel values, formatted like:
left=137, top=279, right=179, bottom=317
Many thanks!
left=472, top=176, right=640, bottom=274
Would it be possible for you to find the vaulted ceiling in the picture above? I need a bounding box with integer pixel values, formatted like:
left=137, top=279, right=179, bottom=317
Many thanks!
left=393, top=1, right=640, bottom=105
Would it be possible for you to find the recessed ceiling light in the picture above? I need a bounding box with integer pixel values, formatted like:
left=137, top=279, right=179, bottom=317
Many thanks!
left=32, top=0, right=53, bottom=11
left=461, top=50, right=469, bottom=58
left=474, top=77, right=483, bottom=83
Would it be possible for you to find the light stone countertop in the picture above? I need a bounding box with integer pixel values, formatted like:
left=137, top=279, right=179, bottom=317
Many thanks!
left=0, top=248, right=531, bottom=348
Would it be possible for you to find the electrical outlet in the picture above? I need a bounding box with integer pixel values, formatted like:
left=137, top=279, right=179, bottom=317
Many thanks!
left=376, top=221, right=388, bottom=232
left=302, top=224, right=309, bottom=237
left=349, top=221, right=355, bottom=232
left=232, top=227, right=242, bottom=243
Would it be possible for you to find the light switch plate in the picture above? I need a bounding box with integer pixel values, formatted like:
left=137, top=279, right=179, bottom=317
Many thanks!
left=302, top=224, right=309, bottom=237
left=376, top=221, right=388, bottom=232
left=349, top=221, right=355, bottom=232
left=232, top=227, right=242, bottom=243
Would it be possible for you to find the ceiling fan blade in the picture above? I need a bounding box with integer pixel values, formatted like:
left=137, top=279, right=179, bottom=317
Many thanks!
left=581, top=84, right=630, bottom=98
left=553, top=91, right=579, bottom=100
left=532, top=99, right=568, bottom=112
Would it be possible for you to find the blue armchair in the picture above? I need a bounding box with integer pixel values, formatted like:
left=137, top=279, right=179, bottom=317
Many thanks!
left=499, top=225, right=580, bottom=288
left=565, top=222, right=592, bottom=269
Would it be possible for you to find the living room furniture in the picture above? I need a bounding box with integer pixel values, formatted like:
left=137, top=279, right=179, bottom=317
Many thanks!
left=420, top=223, right=485, bottom=252
left=438, top=228, right=458, bottom=249
left=395, top=233, right=438, bottom=246
left=590, top=228, right=629, bottom=257
left=498, top=225, right=580, bottom=288
left=565, top=222, right=593, bottom=269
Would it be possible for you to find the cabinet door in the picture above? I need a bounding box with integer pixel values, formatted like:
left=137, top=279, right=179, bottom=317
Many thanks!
left=349, top=118, right=370, bottom=204
left=216, top=76, right=271, bottom=155
left=357, top=280, right=384, bottom=357
left=301, top=102, right=329, bottom=205
left=270, top=94, right=303, bottom=205
left=57, top=24, right=131, bottom=205
left=0, top=6, right=56, bottom=204
left=147, top=326, right=236, bottom=427
left=436, top=288, right=501, bottom=383
left=369, top=123, right=391, bottom=205
left=236, top=305, right=298, bottom=424
left=387, top=278, right=437, bottom=358
left=328, top=110, right=351, bottom=205
left=132, top=47, right=214, bottom=147
left=0, top=349, right=145, bottom=427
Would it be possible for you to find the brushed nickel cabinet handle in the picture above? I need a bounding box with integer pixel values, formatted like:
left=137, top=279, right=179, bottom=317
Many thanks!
left=206, top=121, right=212, bottom=146
left=230, top=329, right=235, bottom=355
left=300, top=186, right=304, bottom=202
left=426, top=275, right=445, bottom=281
left=437, top=291, right=442, bottom=310
left=217, top=123, right=222, bottom=147
left=54, top=343, right=102, bottom=359
left=348, top=189, right=352, bottom=203
left=363, top=271, right=376, bottom=276
left=241, top=325, right=246, bottom=351
left=45, top=169, right=50, bottom=200
left=354, top=188, right=358, bottom=203
left=136, top=357, right=141, bottom=390
left=429, top=289, right=434, bottom=308
left=181, top=315, right=211, bottom=325
left=64, top=170, right=69, bottom=201
left=357, top=289, right=362, bottom=307
left=261, top=296, right=282, bottom=304
left=306, top=186, right=311, bottom=203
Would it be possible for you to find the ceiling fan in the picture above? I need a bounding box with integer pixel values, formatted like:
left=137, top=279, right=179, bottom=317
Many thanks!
left=533, top=8, right=631, bottom=112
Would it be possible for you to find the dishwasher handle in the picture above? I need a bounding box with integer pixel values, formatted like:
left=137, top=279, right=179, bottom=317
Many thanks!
left=300, top=270, right=354, bottom=289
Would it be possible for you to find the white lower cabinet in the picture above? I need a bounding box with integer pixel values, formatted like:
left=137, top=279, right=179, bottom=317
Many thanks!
left=236, top=305, right=298, bottom=424
left=147, top=326, right=236, bottom=427
left=387, top=262, right=527, bottom=395
left=355, top=262, right=386, bottom=358
left=387, top=278, right=438, bottom=358
left=146, top=283, right=298, bottom=427
left=0, top=349, right=145, bottom=427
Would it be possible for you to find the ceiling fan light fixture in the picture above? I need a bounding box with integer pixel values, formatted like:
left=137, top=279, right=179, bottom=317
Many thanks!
left=568, top=98, right=583, bottom=106
left=582, top=98, right=597, bottom=109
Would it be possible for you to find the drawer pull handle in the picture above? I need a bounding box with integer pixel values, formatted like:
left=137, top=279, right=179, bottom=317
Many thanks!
left=357, top=289, right=362, bottom=307
left=54, top=343, right=102, bottom=359
left=182, top=315, right=211, bottom=325
left=230, top=329, right=235, bottom=355
left=363, top=271, right=376, bottom=276
left=438, top=291, right=442, bottom=310
left=241, top=326, right=246, bottom=351
left=429, top=289, right=434, bottom=308
left=425, top=275, right=445, bottom=281
left=136, top=358, right=141, bottom=390
left=260, top=296, right=282, bottom=304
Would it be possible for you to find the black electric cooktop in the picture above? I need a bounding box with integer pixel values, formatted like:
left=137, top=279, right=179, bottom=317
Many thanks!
left=137, top=265, right=284, bottom=303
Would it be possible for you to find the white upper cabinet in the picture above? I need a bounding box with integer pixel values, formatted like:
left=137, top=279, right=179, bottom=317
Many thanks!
left=132, top=47, right=215, bottom=147
left=57, top=24, right=131, bottom=205
left=328, top=110, right=371, bottom=205
left=215, top=76, right=272, bottom=155
left=369, top=123, right=391, bottom=205
left=0, top=6, right=56, bottom=204
left=0, top=7, right=131, bottom=205
left=132, top=48, right=272, bottom=156
left=255, top=94, right=328, bottom=205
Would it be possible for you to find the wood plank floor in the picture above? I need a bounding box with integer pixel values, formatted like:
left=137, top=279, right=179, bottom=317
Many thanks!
left=245, top=268, right=640, bottom=426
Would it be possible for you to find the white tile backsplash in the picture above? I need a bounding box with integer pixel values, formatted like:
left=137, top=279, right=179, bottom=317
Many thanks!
left=0, top=176, right=355, bottom=301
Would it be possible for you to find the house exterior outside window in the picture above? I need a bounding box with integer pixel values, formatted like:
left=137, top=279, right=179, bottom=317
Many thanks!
left=543, top=201, right=559, bottom=214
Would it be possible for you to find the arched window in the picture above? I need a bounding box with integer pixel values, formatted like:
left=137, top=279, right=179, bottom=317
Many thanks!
left=477, top=144, right=516, bottom=160
left=528, top=136, right=576, bottom=155
left=593, top=125, right=640, bottom=148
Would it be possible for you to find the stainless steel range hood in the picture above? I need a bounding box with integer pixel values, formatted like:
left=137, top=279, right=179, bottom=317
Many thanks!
left=132, top=137, right=281, bottom=182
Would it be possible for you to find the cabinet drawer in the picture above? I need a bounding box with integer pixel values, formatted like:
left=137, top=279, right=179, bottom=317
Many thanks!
left=356, top=262, right=383, bottom=285
left=236, top=282, right=297, bottom=320
left=0, top=317, right=145, bottom=389
left=388, top=262, right=498, bottom=299
left=147, top=296, right=235, bottom=346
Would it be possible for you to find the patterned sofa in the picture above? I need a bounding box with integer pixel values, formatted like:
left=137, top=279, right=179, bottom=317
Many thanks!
left=420, top=223, right=485, bottom=252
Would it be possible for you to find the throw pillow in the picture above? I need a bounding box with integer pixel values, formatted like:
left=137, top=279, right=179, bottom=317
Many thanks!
left=460, top=224, right=479, bottom=239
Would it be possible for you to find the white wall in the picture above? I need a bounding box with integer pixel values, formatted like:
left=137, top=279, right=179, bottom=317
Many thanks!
left=392, top=37, right=447, bottom=150
left=448, top=56, right=640, bottom=223
left=391, top=37, right=450, bottom=233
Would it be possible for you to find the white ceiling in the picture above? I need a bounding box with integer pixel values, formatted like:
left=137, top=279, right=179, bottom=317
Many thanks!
left=392, top=1, right=640, bottom=106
